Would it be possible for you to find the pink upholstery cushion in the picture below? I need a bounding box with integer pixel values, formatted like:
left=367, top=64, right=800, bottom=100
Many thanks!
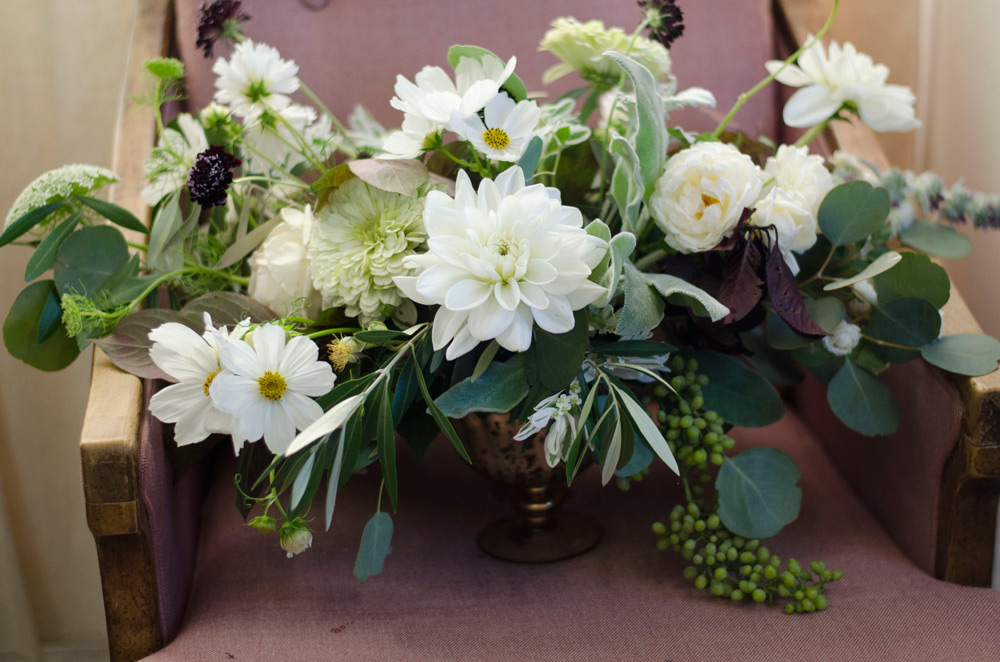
left=174, top=0, right=778, bottom=138
left=139, top=380, right=206, bottom=640
left=143, top=410, right=1000, bottom=661
left=791, top=360, right=962, bottom=575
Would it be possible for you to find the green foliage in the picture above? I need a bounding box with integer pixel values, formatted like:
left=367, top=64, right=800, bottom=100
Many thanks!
left=24, top=211, right=81, bottom=282
left=717, top=448, right=802, bottom=538
left=867, top=297, right=941, bottom=363
left=615, top=261, right=664, bottom=336
left=516, top=136, right=543, bottom=181
left=644, top=273, right=729, bottom=321
left=688, top=350, right=784, bottom=427
left=435, top=354, right=529, bottom=418
left=144, top=57, right=185, bottom=80
left=533, top=311, right=589, bottom=392
left=817, top=181, right=890, bottom=246
left=899, top=220, right=972, bottom=258
left=921, top=334, right=1000, bottom=376
left=827, top=360, right=900, bottom=436
left=0, top=202, right=66, bottom=247
left=354, top=512, right=394, bottom=583
left=872, top=252, right=950, bottom=309
left=823, top=250, right=901, bottom=291
left=3, top=280, right=81, bottom=371
left=446, top=45, right=527, bottom=101
left=76, top=195, right=148, bottom=234
left=609, top=134, right=644, bottom=232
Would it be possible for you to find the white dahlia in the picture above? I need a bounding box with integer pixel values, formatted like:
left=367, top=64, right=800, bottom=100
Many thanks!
left=309, top=178, right=427, bottom=324
left=393, top=167, right=607, bottom=360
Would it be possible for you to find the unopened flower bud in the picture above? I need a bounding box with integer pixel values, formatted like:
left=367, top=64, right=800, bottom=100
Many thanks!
left=247, top=514, right=277, bottom=534
left=279, top=519, right=313, bottom=558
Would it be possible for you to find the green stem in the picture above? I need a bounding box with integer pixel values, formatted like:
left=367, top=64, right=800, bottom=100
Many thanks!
left=709, top=0, right=840, bottom=140
left=126, top=241, right=149, bottom=252
left=233, top=175, right=310, bottom=190
left=299, top=81, right=359, bottom=158
left=795, top=117, right=833, bottom=148
left=305, top=327, right=364, bottom=340
left=633, top=247, right=668, bottom=272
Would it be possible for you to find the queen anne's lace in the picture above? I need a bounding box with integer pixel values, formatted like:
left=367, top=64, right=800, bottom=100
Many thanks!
left=6, top=164, right=118, bottom=237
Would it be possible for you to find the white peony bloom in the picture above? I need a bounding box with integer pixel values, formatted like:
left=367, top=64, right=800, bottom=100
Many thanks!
left=449, top=92, right=541, bottom=162
left=823, top=320, right=862, bottom=356
left=141, top=114, right=208, bottom=206
left=249, top=205, right=323, bottom=314
left=649, top=142, right=765, bottom=254
left=390, top=55, right=516, bottom=127
left=309, top=178, right=427, bottom=324
left=539, top=17, right=670, bottom=87
left=766, top=35, right=920, bottom=133
left=212, top=41, right=300, bottom=122
left=210, top=324, right=336, bottom=455
left=394, top=167, right=607, bottom=360
left=148, top=313, right=247, bottom=451
left=751, top=187, right=815, bottom=275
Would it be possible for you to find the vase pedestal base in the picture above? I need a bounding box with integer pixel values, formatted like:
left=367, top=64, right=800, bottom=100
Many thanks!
left=477, top=511, right=603, bottom=563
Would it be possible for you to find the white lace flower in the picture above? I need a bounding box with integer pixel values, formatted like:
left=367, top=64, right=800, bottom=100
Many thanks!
left=249, top=205, right=323, bottom=314
left=449, top=92, right=541, bottom=162
left=766, top=35, right=920, bottom=132
left=6, top=164, right=119, bottom=239
left=393, top=167, right=607, bottom=360
left=212, top=40, right=300, bottom=121
left=309, top=178, right=427, bottom=324
left=210, top=324, right=336, bottom=455
left=390, top=55, right=516, bottom=126
left=513, top=383, right=583, bottom=468
left=823, top=320, right=862, bottom=356
left=148, top=313, right=247, bottom=451
left=649, top=142, right=765, bottom=254
left=141, top=114, right=209, bottom=206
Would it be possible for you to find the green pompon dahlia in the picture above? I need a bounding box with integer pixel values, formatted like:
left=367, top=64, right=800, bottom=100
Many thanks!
left=5, top=164, right=119, bottom=239
left=308, top=178, right=427, bottom=325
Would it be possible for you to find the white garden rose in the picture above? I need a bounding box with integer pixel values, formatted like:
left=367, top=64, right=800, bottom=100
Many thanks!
left=823, top=320, right=862, bottom=356
left=650, top=142, right=764, bottom=254
left=751, top=188, right=815, bottom=275
left=764, top=145, right=833, bottom=217
left=248, top=206, right=323, bottom=314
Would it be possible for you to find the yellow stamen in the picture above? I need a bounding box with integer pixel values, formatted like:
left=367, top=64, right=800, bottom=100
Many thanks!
left=257, top=371, right=287, bottom=401
left=328, top=339, right=353, bottom=372
left=702, top=194, right=720, bottom=207
left=203, top=369, right=220, bottom=397
left=482, top=127, right=510, bottom=150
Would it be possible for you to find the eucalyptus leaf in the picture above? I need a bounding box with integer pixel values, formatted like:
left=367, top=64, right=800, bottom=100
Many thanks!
left=823, top=251, right=902, bottom=291
left=817, top=181, right=890, bottom=247
left=644, top=272, right=729, bottom=321
left=0, top=201, right=65, bottom=247
left=3, top=280, right=81, bottom=371
left=348, top=159, right=428, bottom=196
left=181, top=291, right=277, bottom=325
left=615, top=260, right=664, bottom=337
left=604, top=51, right=666, bottom=199
left=899, top=220, right=972, bottom=258
left=354, top=511, right=393, bottom=582
left=689, top=350, right=784, bottom=427
left=868, top=297, right=941, bottom=363
left=716, top=447, right=802, bottom=538
left=24, top=211, right=81, bottom=282
left=764, top=315, right=813, bottom=351
left=921, top=334, right=1000, bottom=376
left=53, top=225, right=129, bottom=297
left=827, top=360, right=900, bottom=436
left=517, top=136, right=543, bottom=181
left=804, top=298, right=846, bottom=334
left=76, top=195, right=148, bottom=234
left=470, top=341, right=500, bottom=383
left=435, top=355, right=528, bottom=417
left=872, top=252, right=950, bottom=309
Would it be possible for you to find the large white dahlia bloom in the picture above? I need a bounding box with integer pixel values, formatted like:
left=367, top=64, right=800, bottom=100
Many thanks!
left=394, top=167, right=607, bottom=359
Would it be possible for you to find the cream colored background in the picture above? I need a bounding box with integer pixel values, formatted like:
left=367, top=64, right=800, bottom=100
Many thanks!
left=0, top=1, right=996, bottom=659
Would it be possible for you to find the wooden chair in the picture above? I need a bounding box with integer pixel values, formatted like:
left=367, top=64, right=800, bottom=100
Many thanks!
left=81, top=1, right=1000, bottom=660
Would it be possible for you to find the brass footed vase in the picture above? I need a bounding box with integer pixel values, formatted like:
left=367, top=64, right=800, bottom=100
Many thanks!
left=452, top=412, right=602, bottom=563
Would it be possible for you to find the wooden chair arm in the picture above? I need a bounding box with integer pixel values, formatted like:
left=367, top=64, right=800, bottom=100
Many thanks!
left=80, top=1, right=173, bottom=659
left=774, top=0, right=1000, bottom=585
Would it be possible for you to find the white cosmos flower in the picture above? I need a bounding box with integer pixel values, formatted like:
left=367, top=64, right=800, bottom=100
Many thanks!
left=450, top=92, right=541, bottom=162
left=141, top=114, right=208, bottom=206
left=148, top=313, right=247, bottom=452
left=210, top=324, right=336, bottom=455
left=766, top=35, right=920, bottom=133
left=390, top=55, right=516, bottom=126
left=393, top=167, right=607, bottom=360
left=381, top=114, right=438, bottom=160
left=212, top=40, right=300, bottom=122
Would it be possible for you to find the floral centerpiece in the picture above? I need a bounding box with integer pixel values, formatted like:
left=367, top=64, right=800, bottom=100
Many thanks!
left=3, top=0, right=1000, bottom=612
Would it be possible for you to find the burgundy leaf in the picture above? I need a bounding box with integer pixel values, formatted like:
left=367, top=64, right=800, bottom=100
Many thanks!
left=716, top=235, right=765, bottom=325
left=765, top=243, right=827, bottom=336
left=94, top=309, right=201, bottom=379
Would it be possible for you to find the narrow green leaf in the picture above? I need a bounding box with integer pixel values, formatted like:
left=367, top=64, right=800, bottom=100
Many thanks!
left=589, top=339, right=675, bottom=357
left=817, top=181, right=890, bottom=246
left=609, top=134, right=644, bottom=233
left=286, top=394, right=366, bottom=456
left=516, top=136, right=543, bottom=181
left=899, top=220, right=972, bottom=258
left=597, top=231, right=636, bottom=308
left=291, top=451, right=317, bottom=511
left=354, top=329, right=407, bottom=343
left=585, top=220, right=612, bottom=284
left=354, top=511, right=394, bottom=582
left=147, top=193, right=184, bottom=273
left=76, top=195, right=148, bottom=234
left=717, top=447, right=802, bottom=538
left=921, top=334, right=1000, bottom=376
left=604, top=51, right=666, bottom=199
left=24, top=211, right=81, bottom=282
left=412, top=355, right=470, bottom=463
left=0, top=201, right=65, bottom=247
left=376, top=378, right=398, bottom=512
left=617, top=386, right=679, bottom=475
left=600, top=419, right=622, bottom=486
left=214, top=214, right=281, bottom=269
left=36, top=286, right=64, bottom=344
left=644, top=272, right=729, bottom=321
left=325, top=426, right=346, bottom=530
left=470, top=340, right=500, bottom=383
left=827, top=360, right=900, bottom=436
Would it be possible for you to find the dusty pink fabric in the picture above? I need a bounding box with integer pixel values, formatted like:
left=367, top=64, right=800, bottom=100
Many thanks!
left=174, top=0, right=777, bottom=138
left=143, top=411, right=1000, bottom=661
left=139, top=380, right=206, bottom=640
left=791, top=361, right=962, bottom=576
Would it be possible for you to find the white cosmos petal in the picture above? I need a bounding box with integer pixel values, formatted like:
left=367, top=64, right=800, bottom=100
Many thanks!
left=532, top=295, right=574, bottom=334
left=484, top=92, right=516, bottom=126
left=149, top=323, right=219, bottom=382
left=149, top=382, right=211, bottom=425
left=782, top=86, right=843, bottom=128
left=262, top=401, right=296, bottom=455
left=280, top=391, right=324, bottom=432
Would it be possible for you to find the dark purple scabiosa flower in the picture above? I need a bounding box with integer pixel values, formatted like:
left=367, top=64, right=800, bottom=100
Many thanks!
left=188, top=146, right=241, bottom=206
left=196, top=0, right=251, bottom=59
left=639, top=0, right=685, bottom=48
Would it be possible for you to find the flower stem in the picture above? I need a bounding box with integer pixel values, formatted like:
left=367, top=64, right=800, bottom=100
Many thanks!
left=298, top=81, right=359, bottom=158
left=794, top=117, right=833, bottom=148
left=633, top=247, right=668, bottom=271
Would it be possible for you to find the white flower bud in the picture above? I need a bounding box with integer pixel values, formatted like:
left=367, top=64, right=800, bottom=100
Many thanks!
left=279, top=521, right=314, bottom=558
left=822, top=321, right=862, bottom=356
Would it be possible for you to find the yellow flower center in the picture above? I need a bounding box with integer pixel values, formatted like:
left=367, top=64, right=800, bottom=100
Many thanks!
left=328, top=339, right=353, bottom=372
left=701, top=194, right=720, bottom=208
left=202, top=369, right=220, bottom=397
left=257, top=371, right=287, bottom=401
left=482, top=128, right=510, bottom=150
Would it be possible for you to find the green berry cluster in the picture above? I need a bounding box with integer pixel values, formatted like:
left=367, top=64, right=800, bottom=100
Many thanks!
left=648, top=355, right=842, bottom=613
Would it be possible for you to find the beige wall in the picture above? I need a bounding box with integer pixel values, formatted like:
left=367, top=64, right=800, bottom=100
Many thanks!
left=1, top=0, right=133, bottom=659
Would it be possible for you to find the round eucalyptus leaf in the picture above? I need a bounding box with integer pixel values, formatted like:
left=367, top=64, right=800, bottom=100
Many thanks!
left=3, top=280, right=81, bottom=371
left=53, top=225, right=129, bottom=297
left=899, top=220, right=972, bottom=258
left=921, top=334, right=1000, bottom=376
left=804, top=297, right=846, bottom=334
left=817, top=181, right=890, bottom=247
left=873, top=252, right=950, bottom=309
left=716, top=447, right=802, bottom=539
left=689, top=350, right=784, bottom=427
left=868, top=297, right=941, bottom=364
left=827, top=360, right=900, bottom=436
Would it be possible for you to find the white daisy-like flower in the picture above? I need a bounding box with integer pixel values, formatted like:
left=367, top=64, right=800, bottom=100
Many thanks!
left=390, top=55, right=516, bottom=126
left=148, top=313, right=247, bottom=452
left=5, top=164, right=119, bottom=240
left=449, top=92, right=541, bottom=162
left=514, top=383, right=582, bottom=468
left=393, top=167, right=608, bottom=360
left=345, top=104, right=388, bottom=152
left=210, top=324, right=336, bottom=455
left=309, top=178, right=427, bottom=324
left=141, top=114, right=209, bottom=206
left=380, top=114, right=438, bottom=160
left=766, top=35, right=920, bottom=133
left=212, top=40, right=300, bottom=122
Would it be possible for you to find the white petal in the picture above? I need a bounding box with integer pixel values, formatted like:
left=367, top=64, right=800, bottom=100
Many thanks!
left=495, top=305, right=534, bottom=353
left=782, top=86, right=843, bottom=128
left=444, top=279, right=493, bottom=311
left=468, top=295, right=515, bottom=341
left=765, top=61, right=813, bottom=87
left=494, top=280, right=521, bottom=311
left=531, top=295, right=574, bottom=334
